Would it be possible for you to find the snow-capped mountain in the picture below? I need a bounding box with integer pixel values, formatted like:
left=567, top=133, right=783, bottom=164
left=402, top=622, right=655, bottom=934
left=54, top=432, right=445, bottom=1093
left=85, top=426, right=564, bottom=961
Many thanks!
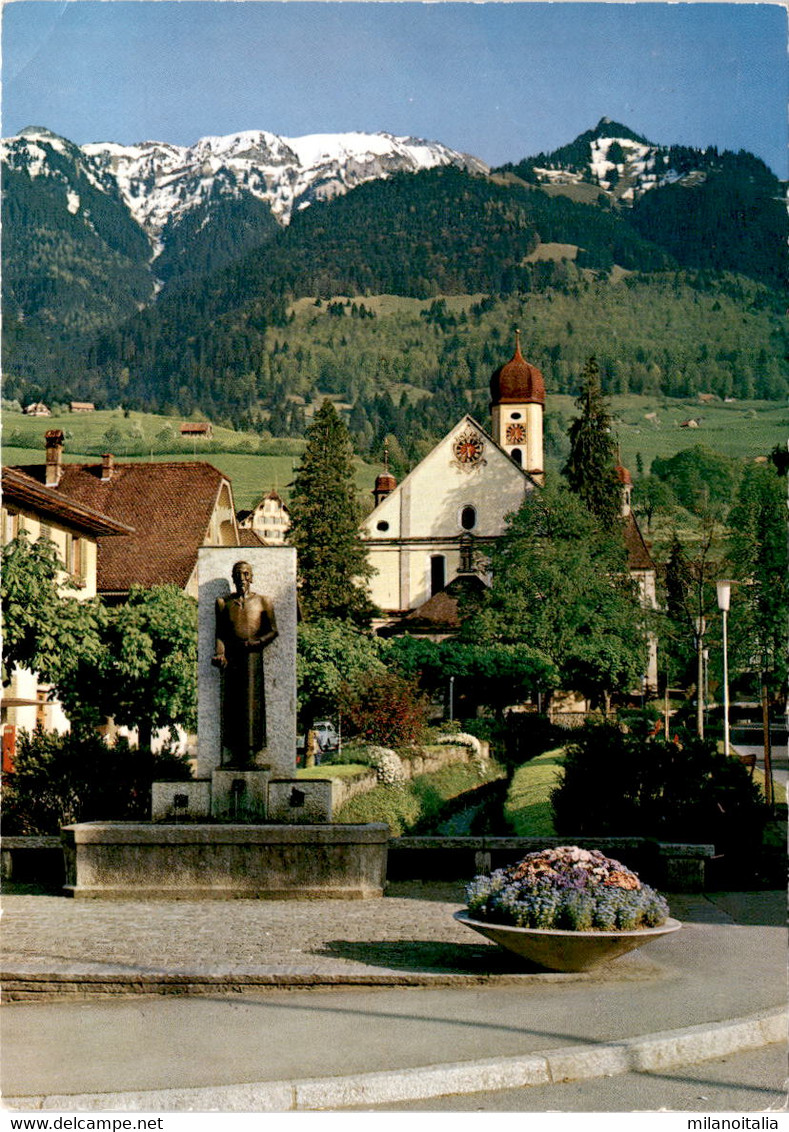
left=3, top=125, right=488, bottom=249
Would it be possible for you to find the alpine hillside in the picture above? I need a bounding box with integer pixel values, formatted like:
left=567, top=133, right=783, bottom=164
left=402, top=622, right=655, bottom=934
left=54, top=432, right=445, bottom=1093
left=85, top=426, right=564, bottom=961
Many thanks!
left=2, top=119, right=785, bottom=426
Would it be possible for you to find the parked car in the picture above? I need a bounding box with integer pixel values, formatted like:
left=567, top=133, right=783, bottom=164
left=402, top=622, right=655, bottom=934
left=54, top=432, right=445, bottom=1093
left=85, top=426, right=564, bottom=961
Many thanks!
left=313, top=720, right=340, bottom=752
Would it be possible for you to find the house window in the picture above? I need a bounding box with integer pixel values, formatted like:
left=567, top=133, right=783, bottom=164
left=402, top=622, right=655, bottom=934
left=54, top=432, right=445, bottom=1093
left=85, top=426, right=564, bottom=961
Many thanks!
left=3, top=510, right=19, bottom=543
left=65, top=532, right=85, bottom=581
left=430, top=555, right=446, bottom=596
left=36, top=690, right=48, bottom=730
left=460, top=505, right=477, bottom=531
left=459, top=534, right=474, bottom=574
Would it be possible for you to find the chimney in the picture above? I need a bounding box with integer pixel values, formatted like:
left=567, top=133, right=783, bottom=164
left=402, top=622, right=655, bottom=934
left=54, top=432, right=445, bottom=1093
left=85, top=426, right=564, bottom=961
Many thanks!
left=45, top=430, right=64, bottom=487
left=101, top=453, right=115, bottom=481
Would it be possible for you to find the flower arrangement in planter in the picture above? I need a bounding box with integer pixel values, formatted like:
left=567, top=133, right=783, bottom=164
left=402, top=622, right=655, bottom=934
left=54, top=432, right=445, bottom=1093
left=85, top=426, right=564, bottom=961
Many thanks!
left=456, top=846, right=680, bottom=971
left=465, top=846, right=670, bottom=932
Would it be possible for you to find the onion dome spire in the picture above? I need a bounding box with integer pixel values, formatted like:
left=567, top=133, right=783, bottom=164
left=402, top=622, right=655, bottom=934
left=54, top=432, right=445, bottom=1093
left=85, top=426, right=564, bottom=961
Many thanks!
left=489, top=330, right=545, bottom=406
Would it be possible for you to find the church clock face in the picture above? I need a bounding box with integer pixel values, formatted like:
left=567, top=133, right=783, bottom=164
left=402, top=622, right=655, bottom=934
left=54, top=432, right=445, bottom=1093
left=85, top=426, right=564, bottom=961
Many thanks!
left=453, top=430, right=485, bottom=467
left=506, top=423, right=527, bottom=444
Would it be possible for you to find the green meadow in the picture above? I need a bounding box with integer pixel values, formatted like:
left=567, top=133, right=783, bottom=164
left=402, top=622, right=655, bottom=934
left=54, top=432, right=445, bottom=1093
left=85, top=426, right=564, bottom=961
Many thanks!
left=3, top=394, right=786, bottom=514
left=2, top=408, right=383, bottom=511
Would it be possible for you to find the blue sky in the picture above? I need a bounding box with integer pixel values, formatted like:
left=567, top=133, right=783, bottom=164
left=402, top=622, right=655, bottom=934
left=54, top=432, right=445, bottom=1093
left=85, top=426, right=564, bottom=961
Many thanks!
left=2, top=2, right=786, bottom=176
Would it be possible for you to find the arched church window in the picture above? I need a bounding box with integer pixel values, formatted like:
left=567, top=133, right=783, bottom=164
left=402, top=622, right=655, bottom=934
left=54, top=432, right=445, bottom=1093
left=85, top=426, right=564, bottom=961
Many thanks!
left=510, top=448, right=523, bottom=466
left=460, top=505, right=477, bottom=531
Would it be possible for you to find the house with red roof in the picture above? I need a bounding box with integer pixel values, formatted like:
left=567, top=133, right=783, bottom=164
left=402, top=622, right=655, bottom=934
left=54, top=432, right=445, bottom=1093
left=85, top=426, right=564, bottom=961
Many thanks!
left=10, top=432, right=240, bottom=600
left=1, top=462, right=131, bottom=753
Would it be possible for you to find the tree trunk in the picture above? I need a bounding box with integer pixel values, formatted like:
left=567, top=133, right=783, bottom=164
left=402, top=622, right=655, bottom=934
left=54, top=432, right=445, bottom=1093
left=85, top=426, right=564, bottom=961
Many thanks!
left=761, top=678, right=774, bottom=809
left=138, top=720, right=153, bottom=752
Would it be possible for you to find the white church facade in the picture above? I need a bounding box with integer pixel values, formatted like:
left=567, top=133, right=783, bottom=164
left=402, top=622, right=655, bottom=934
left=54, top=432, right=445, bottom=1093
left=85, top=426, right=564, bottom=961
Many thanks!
left=360, top=332, right=659, bottom=689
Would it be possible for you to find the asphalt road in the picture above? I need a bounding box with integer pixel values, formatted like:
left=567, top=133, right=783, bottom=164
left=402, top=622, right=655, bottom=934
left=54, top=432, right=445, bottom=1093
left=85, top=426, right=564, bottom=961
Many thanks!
left=344, top=1043, right=789, bottom=1112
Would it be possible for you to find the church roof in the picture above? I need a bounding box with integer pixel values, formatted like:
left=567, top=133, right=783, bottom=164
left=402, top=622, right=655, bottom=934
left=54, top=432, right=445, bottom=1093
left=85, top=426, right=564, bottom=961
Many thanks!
left=624, top=512, right=654, bottom=571
left=378, top=575, right=488, bottom=637
left=374, top=471, right=397, bottom=492
left=490, top=330, right=545, bottom=407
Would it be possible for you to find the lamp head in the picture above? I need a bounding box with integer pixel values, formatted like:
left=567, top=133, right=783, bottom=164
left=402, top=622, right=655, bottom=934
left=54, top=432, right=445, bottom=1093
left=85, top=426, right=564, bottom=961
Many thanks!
left=716, top=580, right=732, bottom=612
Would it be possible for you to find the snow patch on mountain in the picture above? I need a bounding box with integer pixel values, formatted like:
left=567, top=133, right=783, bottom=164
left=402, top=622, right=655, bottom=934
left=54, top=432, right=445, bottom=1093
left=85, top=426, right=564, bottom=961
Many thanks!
left=75, top=128, right=488, bottom=236
left=532, top=131, right=693, bottom=205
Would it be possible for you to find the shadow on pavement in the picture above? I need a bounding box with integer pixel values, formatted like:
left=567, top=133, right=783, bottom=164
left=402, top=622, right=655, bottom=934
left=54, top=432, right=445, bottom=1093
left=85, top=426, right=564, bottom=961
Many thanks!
left=312, top=938, right=668, bottom=981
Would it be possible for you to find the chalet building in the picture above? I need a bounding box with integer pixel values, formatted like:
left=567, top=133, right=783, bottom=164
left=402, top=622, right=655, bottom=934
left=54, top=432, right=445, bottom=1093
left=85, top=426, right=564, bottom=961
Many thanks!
left=69, top=402, right=95, bottom=413
left=237, top=489, right=291, bottom=545
left=1, top=465, right=131, bottom=753
left=180, top=421, right=214, bottom=440
left=9, top=432, right=239, bottom=600
left=24, top=402, right=51, bottom=417
left=361, top=333, right=658, bottom=690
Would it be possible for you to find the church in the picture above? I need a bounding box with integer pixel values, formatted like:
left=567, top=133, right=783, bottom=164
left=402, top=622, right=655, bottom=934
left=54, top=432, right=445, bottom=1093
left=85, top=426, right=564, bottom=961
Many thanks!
left=359, top=332, right=658, bottom=688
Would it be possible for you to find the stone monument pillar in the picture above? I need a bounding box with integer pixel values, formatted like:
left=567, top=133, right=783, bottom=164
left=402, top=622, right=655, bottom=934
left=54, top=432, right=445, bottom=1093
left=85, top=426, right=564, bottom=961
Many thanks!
left=197, top=547, right=297, bottom=818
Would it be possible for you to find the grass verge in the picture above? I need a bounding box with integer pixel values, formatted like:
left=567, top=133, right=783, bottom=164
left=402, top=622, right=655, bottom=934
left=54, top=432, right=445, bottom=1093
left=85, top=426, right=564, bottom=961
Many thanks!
left=504, top=747, right=566, bottom=837
left=334, top=759, right=505, bottom=837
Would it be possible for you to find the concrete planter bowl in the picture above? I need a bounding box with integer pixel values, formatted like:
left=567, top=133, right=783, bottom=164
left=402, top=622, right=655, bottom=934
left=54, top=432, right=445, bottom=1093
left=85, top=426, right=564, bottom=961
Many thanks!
left=454, top=910, right=682, bottom=972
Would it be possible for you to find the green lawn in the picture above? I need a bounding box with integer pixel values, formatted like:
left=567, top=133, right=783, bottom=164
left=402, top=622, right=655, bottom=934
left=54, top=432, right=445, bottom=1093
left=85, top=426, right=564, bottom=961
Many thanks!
left=5, top=392, right=784, bottom=513
left=504, top=748, right=566, bottom=837
left=334, top=758, right=505, bottom=837
left=297, top=763, right=369, bottom=780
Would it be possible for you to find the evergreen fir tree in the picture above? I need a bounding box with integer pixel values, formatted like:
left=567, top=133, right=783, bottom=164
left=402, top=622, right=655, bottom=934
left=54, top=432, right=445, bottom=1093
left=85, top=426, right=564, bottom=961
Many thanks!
left=288, top=400, right=376, bottom=625
left=562, top=357, right=622, bottom=527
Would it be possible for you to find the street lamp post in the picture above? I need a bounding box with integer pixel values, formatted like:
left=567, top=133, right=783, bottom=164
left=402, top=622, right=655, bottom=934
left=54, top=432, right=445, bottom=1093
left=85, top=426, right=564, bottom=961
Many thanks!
left=716, top=580, right=732, bottom=758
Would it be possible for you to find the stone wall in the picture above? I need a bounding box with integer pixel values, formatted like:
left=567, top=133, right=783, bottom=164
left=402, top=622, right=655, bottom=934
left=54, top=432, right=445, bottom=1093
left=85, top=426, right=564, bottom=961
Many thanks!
left=62, top=822, right=389, bottom=899
left=388, top=836, right=715, bottom=892
left=323, top=740, right=490, bottom=810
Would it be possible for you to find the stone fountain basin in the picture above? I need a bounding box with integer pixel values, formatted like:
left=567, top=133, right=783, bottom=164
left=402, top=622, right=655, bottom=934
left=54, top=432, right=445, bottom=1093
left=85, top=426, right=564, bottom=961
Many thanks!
left=454, top=911, right=682, bottom=971
left=61, top=822, right=389, bottom=899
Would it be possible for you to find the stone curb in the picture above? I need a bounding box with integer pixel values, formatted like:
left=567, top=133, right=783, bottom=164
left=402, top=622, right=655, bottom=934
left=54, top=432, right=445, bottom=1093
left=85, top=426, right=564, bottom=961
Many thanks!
left=8, top=1007, right=786, bottom=1112
left=2, top=960, right=665, bottom=998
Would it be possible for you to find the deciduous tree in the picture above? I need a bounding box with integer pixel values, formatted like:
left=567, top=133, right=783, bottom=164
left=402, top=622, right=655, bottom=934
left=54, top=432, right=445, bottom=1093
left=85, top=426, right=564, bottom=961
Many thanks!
left=467, top=481, right=648, bottom=711
left=2, top=534, right=197, bottom=745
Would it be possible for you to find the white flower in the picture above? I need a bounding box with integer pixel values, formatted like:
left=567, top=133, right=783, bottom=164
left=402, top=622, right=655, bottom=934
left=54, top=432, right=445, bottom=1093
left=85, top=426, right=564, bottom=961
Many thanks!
left=437, top=732, right=483, bottom=756
left=366, top=746, right=406, bottom=785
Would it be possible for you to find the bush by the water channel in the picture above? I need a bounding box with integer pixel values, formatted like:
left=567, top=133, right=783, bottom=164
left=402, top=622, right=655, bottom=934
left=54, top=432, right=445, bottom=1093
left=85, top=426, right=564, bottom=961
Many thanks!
left=551, top=719, right=768, bottom=860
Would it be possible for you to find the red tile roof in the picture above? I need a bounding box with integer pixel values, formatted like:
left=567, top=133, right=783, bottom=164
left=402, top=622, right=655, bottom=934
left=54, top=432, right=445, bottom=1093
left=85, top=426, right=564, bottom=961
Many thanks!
left=11, top=461, right=234, bottom=593
left=379, top=575, right=488, bottom=637
left=2, top=468, right=132, bottom=537
left=238, top=527, right=266, bottom=547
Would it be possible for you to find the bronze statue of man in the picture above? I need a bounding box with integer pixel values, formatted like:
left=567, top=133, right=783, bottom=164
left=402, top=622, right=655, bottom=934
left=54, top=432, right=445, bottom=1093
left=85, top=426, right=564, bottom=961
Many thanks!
left=212, top=561, right=278, bottom=767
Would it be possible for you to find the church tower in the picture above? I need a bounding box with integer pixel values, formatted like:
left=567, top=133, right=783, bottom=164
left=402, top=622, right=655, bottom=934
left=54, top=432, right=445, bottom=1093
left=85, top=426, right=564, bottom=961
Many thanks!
left=489, top=330, right=545, bottom=482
